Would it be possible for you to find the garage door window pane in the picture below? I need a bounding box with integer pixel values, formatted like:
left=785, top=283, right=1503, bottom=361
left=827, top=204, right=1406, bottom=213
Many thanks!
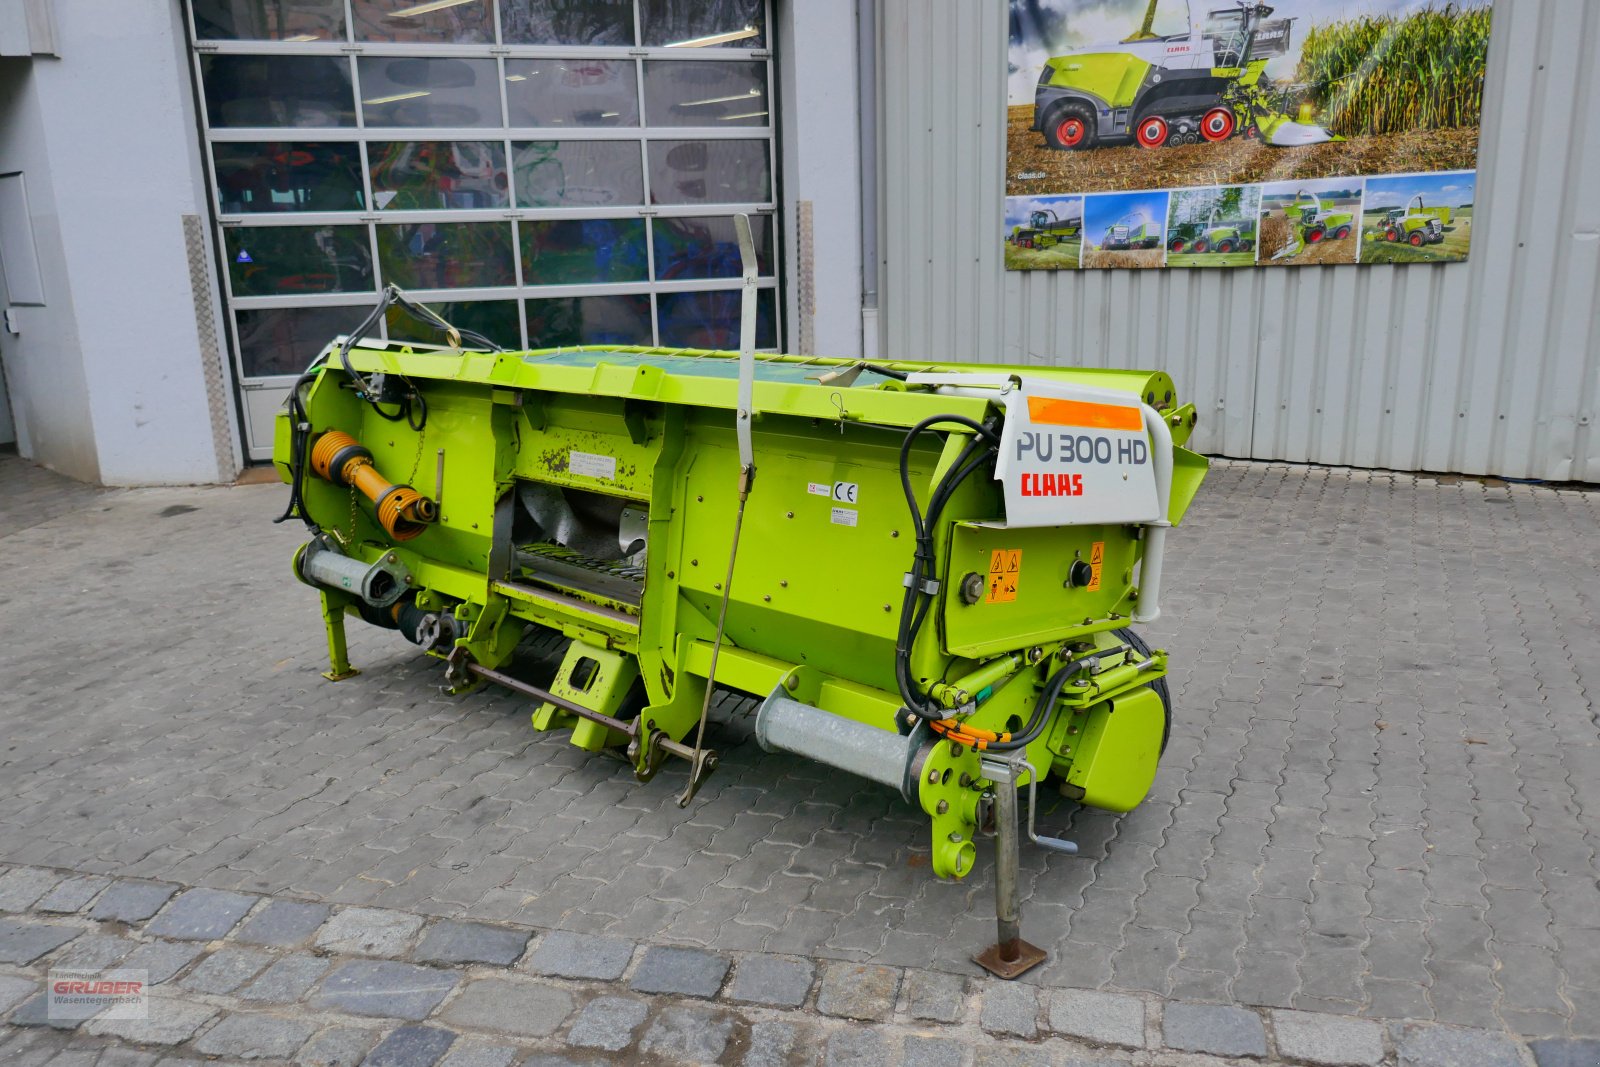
left=193, top=0, right=346, bottom=41
left=369, top=142, right=509, bottom=210
left=386, top=300, right=521, bottom=348
left=213, top=142, right=365, bottom=214
left=501, top=0, right=634, bottom=45
left=647, top=139, right=769, bottom=205
left=202, top=55, right=355, bottom=127
left=378, top=222, right=516, bottom=289
left=658, top=288, right=774, bottom=348
left=351, top=0, right=492, bottom=43
left=513, top=141, right=643, bottom=208
left=528, top=295, right=651, bottom=347
left=653, top=215, right=771, bottom=281
left=225, top=226, right=373, bottom=296
left=639, top=0, right=765, bottom=48
left=358, top=57, right=501, bottom=127
left=643, top=61, right=767, bottom=127
left=505, top=60, right=639, bottom=128
left=521, top=219, right=647, bottom=285
left=236, top=305, right=360, bottom=378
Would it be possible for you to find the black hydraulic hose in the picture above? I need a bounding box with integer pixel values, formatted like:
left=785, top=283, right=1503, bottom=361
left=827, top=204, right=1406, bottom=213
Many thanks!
left=894, top=415, right=1002, bottom=719
left=987, top=643, right=1133, bottom=752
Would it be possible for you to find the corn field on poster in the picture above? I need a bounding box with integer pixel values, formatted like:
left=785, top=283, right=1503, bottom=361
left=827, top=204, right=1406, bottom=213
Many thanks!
left=1004, top=0, right=1492, bottom=270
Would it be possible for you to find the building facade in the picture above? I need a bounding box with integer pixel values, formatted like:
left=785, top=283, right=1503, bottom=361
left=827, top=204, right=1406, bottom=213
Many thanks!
left=0, top=0, right=1596, bottom=482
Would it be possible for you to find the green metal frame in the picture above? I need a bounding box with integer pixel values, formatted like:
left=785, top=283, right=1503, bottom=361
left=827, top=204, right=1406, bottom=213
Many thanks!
left=275, top=343, right=1206, bottom=878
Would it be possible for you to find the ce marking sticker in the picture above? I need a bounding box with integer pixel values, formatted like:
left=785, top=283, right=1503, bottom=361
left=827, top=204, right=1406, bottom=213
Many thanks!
left=832, top=482, right=859, bottom=503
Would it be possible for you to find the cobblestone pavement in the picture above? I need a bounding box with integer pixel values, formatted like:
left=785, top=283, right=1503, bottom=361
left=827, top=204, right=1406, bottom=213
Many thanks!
left=1, top=453, right=1598, bottom=1062
left=0, top=862, right=1560, bottom=1065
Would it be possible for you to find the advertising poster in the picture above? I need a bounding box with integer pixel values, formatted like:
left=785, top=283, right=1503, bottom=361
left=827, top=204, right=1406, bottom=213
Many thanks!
left=1005, top=0, right=1493, bottom=270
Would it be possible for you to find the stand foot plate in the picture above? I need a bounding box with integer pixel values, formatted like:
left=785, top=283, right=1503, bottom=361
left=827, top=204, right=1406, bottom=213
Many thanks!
left=973, top=939, right=1047, bottom=979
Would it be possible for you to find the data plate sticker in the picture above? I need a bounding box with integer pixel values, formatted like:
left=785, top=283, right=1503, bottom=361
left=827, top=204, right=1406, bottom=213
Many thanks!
left=994, top=382, right=1159, bottom=527
left=830, top=507, right=858, bottom=527
left=568, top=450, right=616, bottom=480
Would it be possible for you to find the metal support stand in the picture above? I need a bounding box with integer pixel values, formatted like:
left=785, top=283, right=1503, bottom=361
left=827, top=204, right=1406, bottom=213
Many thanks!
left=973, top=758, right=1047, bottom=979
left=319, top=591, right=359, bottom=681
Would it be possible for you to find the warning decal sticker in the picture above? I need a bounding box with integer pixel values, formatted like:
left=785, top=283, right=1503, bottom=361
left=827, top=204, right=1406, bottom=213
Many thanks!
left=1088, top=541, right=1104, bottom=592
left=987, top=548, right=1022, bottom=603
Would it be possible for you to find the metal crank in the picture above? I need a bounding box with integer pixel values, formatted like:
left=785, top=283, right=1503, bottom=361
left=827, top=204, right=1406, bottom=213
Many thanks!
left=973, top=755, right=1078, bottom=979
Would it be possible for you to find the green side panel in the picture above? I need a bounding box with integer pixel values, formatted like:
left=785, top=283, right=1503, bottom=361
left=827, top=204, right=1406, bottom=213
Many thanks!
left=1065, top=686, right=1164, bottom=812
left=1169, top=445, right=1208, bottom=526
left=941, top=520, right=1139, bottom=660
left=1048, top=52, right=1151, bottom=109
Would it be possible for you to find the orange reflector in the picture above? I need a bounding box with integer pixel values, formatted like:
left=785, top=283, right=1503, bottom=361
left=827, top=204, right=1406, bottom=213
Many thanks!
left=1027, top=396, right=1143, bottom=431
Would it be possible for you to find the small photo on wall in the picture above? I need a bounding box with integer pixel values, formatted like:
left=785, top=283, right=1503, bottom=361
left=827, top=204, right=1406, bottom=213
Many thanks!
left=1360, top=171, right=1476, bottom=264
left=1167, top=185, right=1262, bottom=268
left=1082, top=190, right=1170, bottom=269
left=1004, top=194, right=1084, bottom=270
left=1258, top=179, right=1363, bottom=266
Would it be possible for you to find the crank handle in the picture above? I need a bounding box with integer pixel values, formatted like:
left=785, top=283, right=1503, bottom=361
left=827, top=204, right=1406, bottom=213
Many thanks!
left=1030, top=833, right=1079, bottom=855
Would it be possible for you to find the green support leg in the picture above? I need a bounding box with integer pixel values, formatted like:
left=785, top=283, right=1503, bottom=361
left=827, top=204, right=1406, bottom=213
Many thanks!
left=319, top=591, right=360, bottom=681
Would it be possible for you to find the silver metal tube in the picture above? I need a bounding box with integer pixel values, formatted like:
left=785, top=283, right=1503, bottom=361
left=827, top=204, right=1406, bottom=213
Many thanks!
left=1134, top=403, right=1174, bottom=624
left=755, top=692, right=921, bottom=799
left=992, top=761, right=1022, bottom=952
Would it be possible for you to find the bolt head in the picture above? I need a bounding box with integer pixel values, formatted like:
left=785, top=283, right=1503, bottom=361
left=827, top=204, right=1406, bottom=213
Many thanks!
left=936, top=800, right=949, bottom=814
left=928, top=769, right=940, bottom=784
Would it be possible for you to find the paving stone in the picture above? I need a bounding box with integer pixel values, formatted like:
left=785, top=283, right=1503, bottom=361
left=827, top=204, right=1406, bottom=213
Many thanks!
left=1047, top=988, right=1146, bottom=1049
left=194, top=1012, right=318, bottom=1060
left=816, top=962, right=900, bottom=1022
left=1162, top=1001, right=1267, bottom=1058
left=52, top=934, right=136, bottom=969
left=824, top=1028, right=892, bottom=1067
left=438, top=977, right=573, bottom=1037
left=99, top=1051, right=161, bottom=1067
left=0, top=974, right=38, bottom=1014
left=312, top=961, right=459, bottom=1021
left=904, top=1035, right=968, bottom=1067
left=34, top=876, right=111, bottom=915
left=123, top=941, right=204, bottom=985
left=565, top=995, right=649, bottom=1051
left=86, top=999, right=216, bottom=1045
left=0, top=868, right=59, bottom=911
left=980, top=981, right=1040, bottom=1038
left=524, top=930, right=633, bottom=980
left=179, top=947, right=272, bottom=994
left=972, top=1046, right=1053, bottom=1067
left=630, top=945, right=731, bottom=998
left=297, top=1026, right=378, bottom=1067
left=639, top=1005, right=735, bottom=1063
left=316, top=907, right=426, bottom=957
left=726, top=955, right=814, bottom=1008
left=363, top=1025, right=457, bottom=1067
left=1530, top=1039, right=1600, bottom=1067
left=414, top=920, right=529, bottom=967
left=1272, top=1010, right=1384, bottom=1066
left=905, top=970, right=967, bottom=1023
left=1396, top=1024, right=1526, bottom=1067
left=744, top=1021, right=801, bottom=1067
left=0, top=919, right=81, bottom=964
left=89, top=881, right=177, bottom=923
left=145, top=888, right=259, bottom=941
left=239, top=955, right=331, bottom=1001
left=8, top=992, right=80, bottom=1030
left=234, top=899, right=331, bottom=947
left=437, top=1042, right=518, bottom=1067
